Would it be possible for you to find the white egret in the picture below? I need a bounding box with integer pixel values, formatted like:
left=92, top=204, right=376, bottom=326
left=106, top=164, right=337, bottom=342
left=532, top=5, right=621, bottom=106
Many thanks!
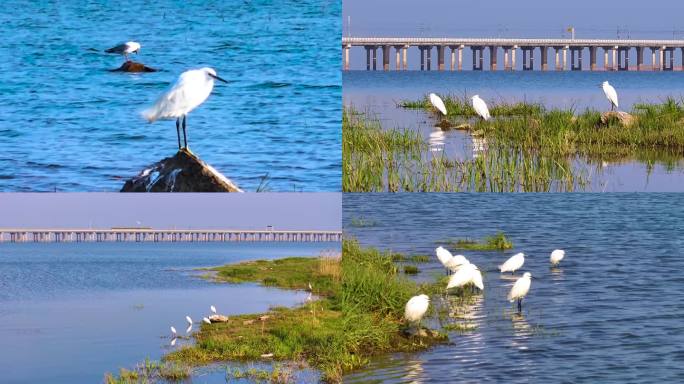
left=499, top=252, right=525, bottom=273
left=142, top=67, right=229, bottom=149
left=435, top=246, right=454, bottom=274
left=185, top=316, right=193, bottom=326
left=550, top=249, right=565, bottom=266
left=202, top=317, right=211, bottom=325
left=471, top=267, right=484, bottom=291
left=186, top=324, right=192, bottom=334
left=601, top=81, right=618, bottom=111
left=471, top=95, right=491, bottom=121
left=105, top=41, right=141, bottom=61
left=170, top=326, right=177, bottom=337
left=444, top=254, right=469, bottom=274
left=429, top=93, right=447, bottom=116
left=446, top=262, right=483, bottom=291
left=210, top=305, right=217, bottom=314
left=508, top=272, right=532, bottom=312
left=404, top=294, right=430, bottom=328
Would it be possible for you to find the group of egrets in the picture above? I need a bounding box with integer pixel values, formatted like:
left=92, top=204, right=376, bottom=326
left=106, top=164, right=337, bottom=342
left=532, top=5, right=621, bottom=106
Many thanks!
left=404, top=247, right=566, bottom=328
left=169, top=305, right=219, bottom=345
left=105, top=40, right=229, bottom=150
left=428, top=80, right=619, bottom=120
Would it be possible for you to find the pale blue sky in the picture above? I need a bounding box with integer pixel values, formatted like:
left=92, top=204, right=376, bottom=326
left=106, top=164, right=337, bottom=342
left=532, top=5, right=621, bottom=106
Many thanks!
left=0, top=194, right=341, bottom=230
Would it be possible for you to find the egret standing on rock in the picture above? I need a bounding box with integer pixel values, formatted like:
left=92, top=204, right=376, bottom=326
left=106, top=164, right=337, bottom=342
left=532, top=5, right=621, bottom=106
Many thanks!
left=105, top=41, right=141, bottom=62
left=550, top=249, right=565, bottom=266
left=405, top=294, right=430, bottom=328
left=499, top=252, right=525, bottom=273
left=142, top=67, right=229, bottom=150
left=508, top=272, right=532, bottom=312
left=471, top=95, right=491, bottom=121
left=601, top=81, right=619, bottom=111
left=429, top=93, right=447, bottom=116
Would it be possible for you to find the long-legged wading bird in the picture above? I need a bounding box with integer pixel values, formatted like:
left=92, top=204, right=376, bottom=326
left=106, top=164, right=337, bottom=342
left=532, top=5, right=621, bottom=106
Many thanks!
left=445, top=254, right=469, bottom=274
left=601, top=81, right=619, bottom=111
left=170, top=326, right=177, bottom=338
left=202, top=317, right=211, bottom=325
left=142, top=67, right=228, bottom=149
left=446, top=262, right=483, bottom=291
left=435, top=246, right=454, bottom=274
left=550, top=249, right=565, bottom=266
left=508, top=272, right=532, bottom=313
left=471, top=95, right=491, bottom=120
left=404, top=294, right=430, bottom=329
left=499, top=252, right=525, bottom=273
left=210, top=305, right=217, bottom=314
left=429, top=93, right=447, bottom=116
left=105, top=41, right=141, bottom=62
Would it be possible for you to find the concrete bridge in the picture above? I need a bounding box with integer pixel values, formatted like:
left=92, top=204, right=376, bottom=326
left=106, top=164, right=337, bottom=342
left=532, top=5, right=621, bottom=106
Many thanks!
left=342, top=37, right=684, bottom=71
left=0, top=228, right=342, bottom=243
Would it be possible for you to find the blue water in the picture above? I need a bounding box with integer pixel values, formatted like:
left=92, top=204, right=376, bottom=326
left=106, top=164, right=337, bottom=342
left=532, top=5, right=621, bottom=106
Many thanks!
left=343, top=193, right=684, bottom=383
left=0, top=241, right=339, bottom=383
left=0, top=0, right=341, bottom=192
left=344, top=71, right=684, bottom=191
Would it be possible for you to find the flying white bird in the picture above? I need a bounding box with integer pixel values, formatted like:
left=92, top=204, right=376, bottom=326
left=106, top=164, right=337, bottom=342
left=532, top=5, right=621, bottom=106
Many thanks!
left=142, top=67, right=228, bottom=149
left=404, top=294, right=430, bottom=328
left=429, top=93, right=447, bottom=116
left=185, top=316, right=193, bottom=326
left=105, top=41, right=141, bottom=61
left=210, top=305, right=217, bottom=314
left=601, top=81, right=618, bottom=111
left=471, top=95, right=491, bottom=121
left=508, top=272, right=532, bottom=312
left=170, top=326, right=177, bottom=337
left=202, top=317, right=211, bottom=325
left=550, top=249, right=565, bottom=266
left=499, top=252, right=525, bottom=273
left=446, top=262, right=483, bottom=291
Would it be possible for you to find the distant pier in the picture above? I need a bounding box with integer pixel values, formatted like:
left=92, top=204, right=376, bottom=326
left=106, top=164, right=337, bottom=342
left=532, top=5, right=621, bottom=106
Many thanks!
left=0, top=228, right=342, bottom=243
left=342, top=37, right=684, bottom=71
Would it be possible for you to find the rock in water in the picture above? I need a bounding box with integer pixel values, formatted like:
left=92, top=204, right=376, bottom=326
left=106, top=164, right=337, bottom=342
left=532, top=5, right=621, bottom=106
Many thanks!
left=600, top=111, right=635, bottom=127
left=121, top=149, right=242, bottom=192
left=110, top=61, right=157, bottom=73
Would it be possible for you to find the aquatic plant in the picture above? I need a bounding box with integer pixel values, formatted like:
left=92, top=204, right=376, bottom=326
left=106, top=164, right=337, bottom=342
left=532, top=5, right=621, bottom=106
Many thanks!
left=448, top=232, right=513, bottom=251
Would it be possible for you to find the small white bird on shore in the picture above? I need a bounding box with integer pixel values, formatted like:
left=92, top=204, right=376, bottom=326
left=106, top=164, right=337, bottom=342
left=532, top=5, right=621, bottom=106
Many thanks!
left=210, top=305, right=217, bottom=314
left=499, top=252, right=525, bottom=273
left=601, top=81, right=619, bottom=111
left=471, top=95, right=491, bottom=121
left=142, top=67, right=229, bottom=149
left=446, top=262, right=483, bottom=291
left=202, top=317, right=211, bottom=325
left=550, top=249, right=565, bottom=266
left=508, top=272, right=532, bottom=312
left=404, top=294, right=430, bottom=327
left=105, top=41, right=141, bottom=61
left=429, top=93, right=447, bottom=116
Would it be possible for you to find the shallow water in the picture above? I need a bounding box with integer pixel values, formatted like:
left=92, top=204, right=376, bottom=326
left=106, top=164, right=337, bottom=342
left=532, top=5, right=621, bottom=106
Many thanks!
left=343, top=193, right=684, bottom=383
left=344, top=71, right=684, bottom=191
left=0, top=0, right=341, bottom=192
left=0, top=242, right=338, bottom=383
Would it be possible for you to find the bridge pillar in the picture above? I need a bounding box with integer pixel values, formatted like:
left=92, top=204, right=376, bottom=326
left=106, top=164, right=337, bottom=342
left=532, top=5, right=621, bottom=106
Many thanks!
left=449, top=46, right=456, bottom=70
left=365, top=46, right=371, bottom=70
left=659, top=47, right=665, bottom=71
left=503, top=46, right=509, bottom=70
left=511, top=45, right=517, bottom=70
left=570, top=48, right=583, bottom=70
left=382, top=45, right=390, bottom=70
left=403, top=45, right=408, bottom=70
left=540, top=46, right=548, bottom=71
left=636, top=47, right=644, bottom=71
left=343, top=44, right=350, bottom=70
left=394, top=46, right=402, bottom=70
left=618, top=48, right=630, bottom=71
left=458, top=45, right=464, bottom=70
left=426, top=46, right=432, bottom=70
left=589, top=47, right=597, bottom=71
left=437, top=45, right=445, bottom=70
left=471, top=46, right=483, bottom=70
left=489, top=46, right=498, bottom=70
left=522, top=47, right=534, bottom=70
left=553, top=47, right=561, bottom=70
left=664, top=48, right=675, bottom=71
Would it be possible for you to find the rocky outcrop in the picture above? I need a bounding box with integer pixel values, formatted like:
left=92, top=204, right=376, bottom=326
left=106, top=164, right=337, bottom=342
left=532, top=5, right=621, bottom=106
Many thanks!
left=600, top=111, right=635, bottom=127
left=110, top=61, right=157, bottom=73
left=121, top=149, right=242, bottom=192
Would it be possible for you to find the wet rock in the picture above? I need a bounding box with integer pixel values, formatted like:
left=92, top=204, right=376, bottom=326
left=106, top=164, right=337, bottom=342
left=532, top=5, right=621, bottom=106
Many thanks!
left=208, top=314, right=230, bottom=323
left=600, top=111, right=635, bottom=126
left=121, top=148, right=242, bottom=192
left=110, top=61, right=157, bottom=73
left=453, top=123, right=471, bottom=130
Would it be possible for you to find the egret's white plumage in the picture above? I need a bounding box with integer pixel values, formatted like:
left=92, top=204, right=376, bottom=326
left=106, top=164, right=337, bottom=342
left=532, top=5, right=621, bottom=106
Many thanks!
left=170, top=326, right=177, bottom=336
left=446, top=262, right=483, bottom=290
left=210, top=305, right=217, bottom=314
left=185, top=316, right=193, bottom=326
left=142, top=67, right=228, bottom=149
left=471, top=267, right=484, bottom=290
left=202, top=317, right=211, bottom=325
left=429, top=93, right=447, bottom=115
left=435, top=246, right=453, bottom=271
left=105, top=41, right=141, bottom=61
left=404, top=294, right=430, bottom=323
left=550, top=249, right=565, bottom=266
left=499, top=252, right=525, bottom=273
left=508, top=272, right=532, bottom=308
left=602, top=81, right=619, bottom=111
left=445, top=254, right=469, bottom=273
left=471, top=95, right=491, bottom=120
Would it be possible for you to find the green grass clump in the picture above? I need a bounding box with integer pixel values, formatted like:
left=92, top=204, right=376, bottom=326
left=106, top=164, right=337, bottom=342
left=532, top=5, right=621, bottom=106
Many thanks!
left=410, top=255, right=430, bottom=263
left=403, top=265, right=420, bottom=275
left=163, top=240, right=447, bottom=383
left=400, top=94, right=545, bottom=117
left=104, top=360, right=190, bottom=383
left=349, top=216, right=377, bottom=228
left=448, top=232, right=513, bottom=251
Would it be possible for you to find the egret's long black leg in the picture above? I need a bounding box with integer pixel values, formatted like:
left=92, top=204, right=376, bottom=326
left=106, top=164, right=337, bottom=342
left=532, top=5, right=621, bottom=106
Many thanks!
left=176, top=118, right=181, bottom=149
left=182, top=115, right=188, bottom=149
left=517, top=299, right=522, bottom=313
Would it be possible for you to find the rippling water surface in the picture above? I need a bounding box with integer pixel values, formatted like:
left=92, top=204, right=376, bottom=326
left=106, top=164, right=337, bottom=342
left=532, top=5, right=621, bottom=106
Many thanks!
left=0, top=241, right=338, bottom=383
left=344, top=71, right=684, bottom=191
left=0, top=0, right=341, bottom=191
left=343, top=193, right=684, bottom=383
